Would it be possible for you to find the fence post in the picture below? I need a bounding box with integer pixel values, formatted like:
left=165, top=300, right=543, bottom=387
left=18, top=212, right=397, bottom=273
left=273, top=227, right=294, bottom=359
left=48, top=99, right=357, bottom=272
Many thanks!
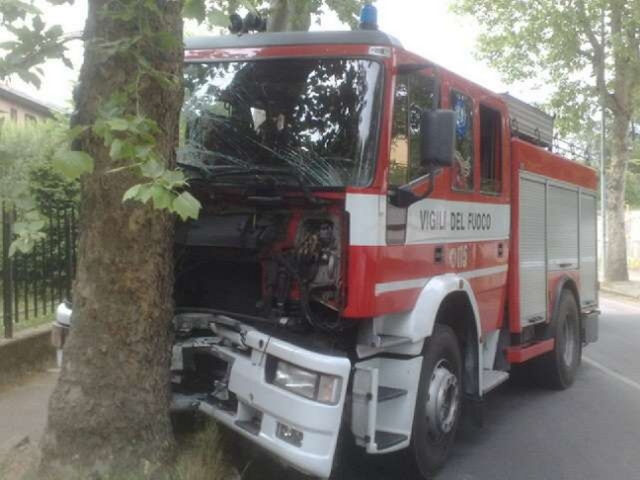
left=2, top=203, right=13, bottom=339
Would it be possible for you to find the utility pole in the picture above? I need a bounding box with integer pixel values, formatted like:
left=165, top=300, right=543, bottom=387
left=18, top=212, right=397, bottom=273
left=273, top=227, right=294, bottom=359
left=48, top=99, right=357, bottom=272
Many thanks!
left=600, top=8, right=607, bottom=280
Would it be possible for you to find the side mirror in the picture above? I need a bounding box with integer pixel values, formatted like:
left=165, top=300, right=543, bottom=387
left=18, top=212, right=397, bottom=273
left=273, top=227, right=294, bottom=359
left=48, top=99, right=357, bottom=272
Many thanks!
left=422, top=109, right=455, bottom=168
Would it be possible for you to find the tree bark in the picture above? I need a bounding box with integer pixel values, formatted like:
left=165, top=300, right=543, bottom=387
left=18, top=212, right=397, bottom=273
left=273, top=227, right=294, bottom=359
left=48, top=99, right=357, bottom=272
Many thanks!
left=605, top=108, right=631, bottom=281
left=603, top=2, right=633, bottom=282
left=39, top=0, right=184, bottom=476
left=268, top=0, right=313, bottom=32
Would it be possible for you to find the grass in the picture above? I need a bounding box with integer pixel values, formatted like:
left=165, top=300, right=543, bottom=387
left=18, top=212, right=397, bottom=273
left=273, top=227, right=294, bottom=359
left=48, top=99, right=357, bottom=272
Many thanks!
left=172, top=422, right=238, bottom=480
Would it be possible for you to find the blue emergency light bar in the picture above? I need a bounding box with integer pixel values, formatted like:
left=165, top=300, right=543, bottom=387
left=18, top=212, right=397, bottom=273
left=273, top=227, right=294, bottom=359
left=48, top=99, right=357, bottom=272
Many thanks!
left=359, top=2, right=378, bottom=30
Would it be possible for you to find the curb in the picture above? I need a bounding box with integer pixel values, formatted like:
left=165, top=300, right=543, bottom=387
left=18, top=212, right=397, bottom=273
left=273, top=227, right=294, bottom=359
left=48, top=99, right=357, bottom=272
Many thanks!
left=0, top=325, right=55, bottom=387
left=600, top=287, right=640, bottom=302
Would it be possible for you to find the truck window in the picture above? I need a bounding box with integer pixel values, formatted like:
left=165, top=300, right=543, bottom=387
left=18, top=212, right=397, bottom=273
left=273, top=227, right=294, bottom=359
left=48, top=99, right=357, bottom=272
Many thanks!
left=480, top=104, right=502, bottom=193
left=389, top=76, right=409, bottom=186
left=180, top=59, right=383, bottom=188
left=389, top=74, right=436, bottom=187
left=451, top=91, right=474, bottom=191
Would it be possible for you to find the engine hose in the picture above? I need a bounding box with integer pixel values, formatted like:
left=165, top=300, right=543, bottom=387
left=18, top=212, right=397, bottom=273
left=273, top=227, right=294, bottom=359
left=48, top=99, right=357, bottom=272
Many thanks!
left=274, top=255, right=343, bottom=333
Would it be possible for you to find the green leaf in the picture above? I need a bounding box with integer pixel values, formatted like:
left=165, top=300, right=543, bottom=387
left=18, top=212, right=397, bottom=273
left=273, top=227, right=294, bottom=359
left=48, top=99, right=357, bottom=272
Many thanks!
left=123, top=184, right=142, bottom=202
left=110, top=138, right=126, bottom=160
left=184, top=0, right=206, bottom=22
left=66, top=125, right=89, bottom=141
left=13, top=222, right=28, bottom=235
left=17, top=69, right=41, bottom=88
left=53, top=151, right=94, bottom=180
left=172, top=191, right=201, bottom=221
left=207, top=7, right=229, bottom=27
left=151, top=185, right=174, bottom=210
left=107, top=118, right=130, bottom=131
left=137, top=184, right=154, bottom=204
left=161, top=169, right=187, bottom=188
left=135, top=144, right=154, bottom=160
left=140, top=160, right=164, bottom=179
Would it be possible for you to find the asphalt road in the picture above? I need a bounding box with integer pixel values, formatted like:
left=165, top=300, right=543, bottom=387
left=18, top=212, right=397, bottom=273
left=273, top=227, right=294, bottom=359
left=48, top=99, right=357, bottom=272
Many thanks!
left=243, top=297, right=640, bottom=480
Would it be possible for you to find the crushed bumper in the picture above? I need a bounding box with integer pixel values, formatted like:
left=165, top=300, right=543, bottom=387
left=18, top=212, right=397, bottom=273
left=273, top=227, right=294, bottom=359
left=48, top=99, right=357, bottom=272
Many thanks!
left=170, top=329, right=351, bottom=479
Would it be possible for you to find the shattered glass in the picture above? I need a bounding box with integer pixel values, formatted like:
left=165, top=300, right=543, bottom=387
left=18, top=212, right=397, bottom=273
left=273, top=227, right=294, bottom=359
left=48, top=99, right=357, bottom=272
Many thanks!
left=180, top=58, right=383, bottom=188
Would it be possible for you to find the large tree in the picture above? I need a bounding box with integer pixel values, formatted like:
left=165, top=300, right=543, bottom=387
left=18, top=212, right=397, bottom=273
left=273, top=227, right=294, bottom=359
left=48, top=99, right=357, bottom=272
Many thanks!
left=453, top=0, right=640, bottom=281
left=0, top=0, right=366, bottom=476
left=39, top=0, right=186, bottom=476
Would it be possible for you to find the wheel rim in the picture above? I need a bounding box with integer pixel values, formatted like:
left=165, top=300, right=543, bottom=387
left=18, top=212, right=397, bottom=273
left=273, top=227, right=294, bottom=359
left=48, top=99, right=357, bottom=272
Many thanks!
left=562, top=313, right=576, bottom=367
left=425, top=359, right=460, bottom=442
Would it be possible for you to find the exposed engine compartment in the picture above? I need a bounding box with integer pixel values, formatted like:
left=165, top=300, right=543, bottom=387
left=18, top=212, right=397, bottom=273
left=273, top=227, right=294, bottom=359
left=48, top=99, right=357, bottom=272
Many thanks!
left=174, top=202, right=345, bottom=333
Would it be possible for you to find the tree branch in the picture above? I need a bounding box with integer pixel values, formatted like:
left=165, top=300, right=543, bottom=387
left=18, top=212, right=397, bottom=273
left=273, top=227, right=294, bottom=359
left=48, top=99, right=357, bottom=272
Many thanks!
left=575, top=0, right=617, bottom=111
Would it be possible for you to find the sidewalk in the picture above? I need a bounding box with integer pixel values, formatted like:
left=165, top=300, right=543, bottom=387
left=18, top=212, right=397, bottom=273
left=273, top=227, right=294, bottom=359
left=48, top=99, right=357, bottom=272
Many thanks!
left=0, top=370, right=57, bottom=460
left=600, top=270, right=640, bottom=301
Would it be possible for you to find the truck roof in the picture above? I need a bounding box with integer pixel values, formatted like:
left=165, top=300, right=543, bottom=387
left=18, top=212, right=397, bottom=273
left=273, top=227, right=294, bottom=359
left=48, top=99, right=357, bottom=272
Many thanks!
left=185, top=30, right=404, bottom=50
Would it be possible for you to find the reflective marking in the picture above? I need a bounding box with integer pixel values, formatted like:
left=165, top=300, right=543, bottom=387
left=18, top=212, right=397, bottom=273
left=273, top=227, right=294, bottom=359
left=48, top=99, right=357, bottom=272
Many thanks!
left=375, top=265, right=508, bottom=296
left=459, top=265, right=508, bottom=280
left=583, top=357, right=640, bottom=393
left=375, top=277, right=430, bottom=295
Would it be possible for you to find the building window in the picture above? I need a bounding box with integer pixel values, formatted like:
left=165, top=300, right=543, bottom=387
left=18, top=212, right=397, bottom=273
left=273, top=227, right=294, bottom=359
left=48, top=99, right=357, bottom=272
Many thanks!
left=25, top=114, right=37, bottom=123
left=10, top=108, right=17, bottom=123
left=479, top=104, right=502, bottom=193
left=450, top=91, right=474, bottom=191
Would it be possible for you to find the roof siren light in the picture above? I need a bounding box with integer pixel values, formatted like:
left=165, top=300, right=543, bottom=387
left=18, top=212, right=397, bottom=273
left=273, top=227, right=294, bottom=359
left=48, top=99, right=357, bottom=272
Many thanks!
left=359, top=2, right=378, bottom=31
left=228, top=11, right=267, bottom=34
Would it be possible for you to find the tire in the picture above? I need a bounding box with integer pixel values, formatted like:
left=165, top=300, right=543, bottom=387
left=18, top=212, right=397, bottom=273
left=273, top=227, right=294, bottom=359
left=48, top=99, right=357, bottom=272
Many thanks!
left=533, top=290, right=582, bottom=390
left=408, top=324, right=463, bottom=479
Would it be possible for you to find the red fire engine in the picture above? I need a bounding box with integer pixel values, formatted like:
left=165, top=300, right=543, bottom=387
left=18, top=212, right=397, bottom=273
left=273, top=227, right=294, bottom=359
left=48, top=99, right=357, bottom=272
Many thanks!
left=161, top=19, right=599, bottom=480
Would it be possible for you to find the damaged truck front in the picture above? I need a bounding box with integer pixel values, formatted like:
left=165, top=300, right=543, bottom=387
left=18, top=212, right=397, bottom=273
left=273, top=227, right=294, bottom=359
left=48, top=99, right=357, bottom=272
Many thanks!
left=170, top=33, right=388, bottom=478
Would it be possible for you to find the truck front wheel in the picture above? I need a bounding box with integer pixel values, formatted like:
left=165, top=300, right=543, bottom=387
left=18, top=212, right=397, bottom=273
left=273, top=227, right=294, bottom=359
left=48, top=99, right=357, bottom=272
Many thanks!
left=533, top=290, right=582, bottom=390
left=409, top=324, right=462, bottom=479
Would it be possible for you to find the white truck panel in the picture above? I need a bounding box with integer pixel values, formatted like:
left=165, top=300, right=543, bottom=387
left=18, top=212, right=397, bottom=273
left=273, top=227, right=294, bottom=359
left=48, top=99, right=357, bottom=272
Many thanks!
left=519, top=172, right=598, bottom=329
left=547, top=185, right=579, bottom=271
left=580, top=193, right=598, bottom=306
left=519, top=176, right=547, bottom=327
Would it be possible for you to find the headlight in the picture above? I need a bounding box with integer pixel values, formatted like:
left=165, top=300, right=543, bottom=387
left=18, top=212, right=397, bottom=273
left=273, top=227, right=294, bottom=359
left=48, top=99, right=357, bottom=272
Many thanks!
left=270, top=359, right=342, bottom=405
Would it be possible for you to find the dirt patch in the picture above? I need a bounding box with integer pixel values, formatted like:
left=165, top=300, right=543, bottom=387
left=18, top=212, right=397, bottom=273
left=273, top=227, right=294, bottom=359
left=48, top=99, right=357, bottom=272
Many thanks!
left=0, top=437, right=39, bottom=480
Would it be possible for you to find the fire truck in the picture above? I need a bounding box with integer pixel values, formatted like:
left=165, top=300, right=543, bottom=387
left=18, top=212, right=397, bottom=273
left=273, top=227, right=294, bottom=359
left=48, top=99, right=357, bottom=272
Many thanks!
left=55, top=16, right=599, bottom=480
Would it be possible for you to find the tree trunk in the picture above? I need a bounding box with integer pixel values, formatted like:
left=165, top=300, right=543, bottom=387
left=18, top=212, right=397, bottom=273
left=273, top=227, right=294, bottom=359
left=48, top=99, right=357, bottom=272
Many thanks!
left=39, top=1, right=184, bottom=476
left=268, top=0, right=313, bottom=32
left=605, top=108, right=631, bottom=281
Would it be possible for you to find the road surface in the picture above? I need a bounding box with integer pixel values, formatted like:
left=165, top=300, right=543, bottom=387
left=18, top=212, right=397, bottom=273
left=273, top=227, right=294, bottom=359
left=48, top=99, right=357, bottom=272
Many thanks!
left=1, top=298, right=639, bottom=480
left=327, top=297, right=640, bottom=480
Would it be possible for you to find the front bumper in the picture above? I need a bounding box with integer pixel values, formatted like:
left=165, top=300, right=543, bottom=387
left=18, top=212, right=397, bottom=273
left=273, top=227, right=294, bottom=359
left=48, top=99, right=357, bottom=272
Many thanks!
left=171, top=328, right=351, bottom=479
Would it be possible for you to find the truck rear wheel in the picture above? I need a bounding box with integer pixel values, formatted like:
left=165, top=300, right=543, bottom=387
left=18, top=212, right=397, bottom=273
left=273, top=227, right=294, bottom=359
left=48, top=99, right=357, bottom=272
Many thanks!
left=408, top=324, right=462, bottom=479
left=533, top=290, right=582, bottom=390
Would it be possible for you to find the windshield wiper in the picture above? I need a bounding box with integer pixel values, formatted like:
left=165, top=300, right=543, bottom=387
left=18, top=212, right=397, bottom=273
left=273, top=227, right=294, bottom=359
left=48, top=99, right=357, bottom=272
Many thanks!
left=211, top=166, right=327, bottom=205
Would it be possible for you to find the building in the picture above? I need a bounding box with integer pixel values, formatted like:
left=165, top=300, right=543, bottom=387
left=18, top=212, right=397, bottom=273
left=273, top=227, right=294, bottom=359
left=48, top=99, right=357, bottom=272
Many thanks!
left=0, top=84, right=57, bottom=126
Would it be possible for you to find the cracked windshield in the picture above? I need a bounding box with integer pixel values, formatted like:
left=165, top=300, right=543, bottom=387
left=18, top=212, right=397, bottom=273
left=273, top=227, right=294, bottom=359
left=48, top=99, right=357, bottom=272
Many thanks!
left=180, top=58, right=383, bottom=188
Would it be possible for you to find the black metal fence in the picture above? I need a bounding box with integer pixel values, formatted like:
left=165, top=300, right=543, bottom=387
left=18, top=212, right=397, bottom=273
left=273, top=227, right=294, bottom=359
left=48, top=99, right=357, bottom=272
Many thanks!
left=1, top=203, right=77, bottom=339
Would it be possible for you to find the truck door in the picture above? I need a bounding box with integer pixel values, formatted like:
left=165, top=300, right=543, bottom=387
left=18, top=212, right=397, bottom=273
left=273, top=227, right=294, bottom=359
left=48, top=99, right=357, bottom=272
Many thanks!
left=385, top=76, right=511, bottom=334
left=386, top=71, right=437, bottom=244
